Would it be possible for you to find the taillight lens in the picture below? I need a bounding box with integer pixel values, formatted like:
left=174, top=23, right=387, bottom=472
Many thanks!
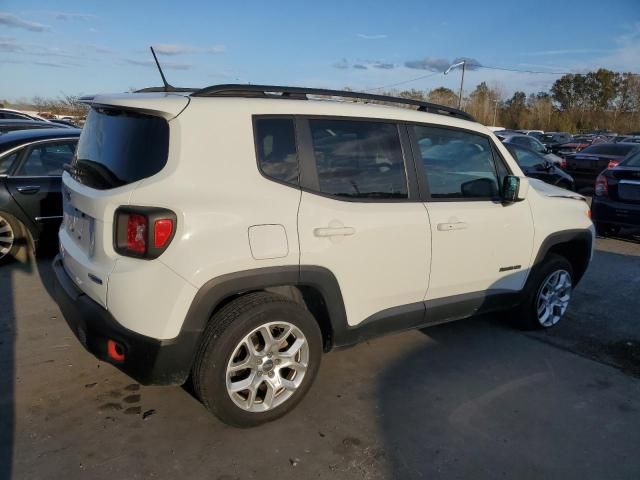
left=560, top=159, right=567, bottom=169
left=595, top=174, right=608, bottom=197
left=607, top=159, right=620, bottom=169
left=127, top=214, right=147, bottom=254
left=115, top=207, right=176, bottom=259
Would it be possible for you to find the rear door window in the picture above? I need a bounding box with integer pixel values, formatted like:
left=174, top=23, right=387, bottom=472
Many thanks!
left=72, top=108, right=169, bottom=189
left=308, top=119, right=408, bottom=199
left=17, top=140, right=77, bottom=176
left=254, top=118, right=299, bottom=185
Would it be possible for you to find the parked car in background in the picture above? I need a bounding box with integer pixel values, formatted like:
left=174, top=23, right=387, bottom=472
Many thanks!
left=517, top=129, right=544, bottom=138
left=0, top=108, right=47, bottom=121
left=505, top=144, right=574, bottom=190
left=0, top=119, right=74, bottom=134
left=592, top=149, right=640, bottom=236
left=0, top=128, right=81, bottom=264
left=612, top=135, right=640, bottom=144
left=540, top=132, right=573, bottom=153
left=565, top=143, right=640, bottom=192
left=497, top=132, right=564, bottom=166
left=556, top=135, right=607, bottom=158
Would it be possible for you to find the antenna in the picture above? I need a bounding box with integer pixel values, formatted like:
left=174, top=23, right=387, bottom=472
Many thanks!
left=149, top=46, right=172, bottom=92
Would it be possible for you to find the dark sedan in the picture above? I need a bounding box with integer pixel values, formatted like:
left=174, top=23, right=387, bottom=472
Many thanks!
left=0, top=128, right=81, bottom=264
left=592, top=150, right=640, bottom=236
left=564, top=143, right=640, bottom=192
left=506, top=144, right=574, bottom=190
left=0, top=119, right=74, bottom=134
left=539, top=132, right=573, bottom=153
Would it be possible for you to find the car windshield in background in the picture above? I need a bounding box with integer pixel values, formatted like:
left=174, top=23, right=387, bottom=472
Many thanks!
left=622, top=152, right=640, bottom=167
left=72, top=108, right=169, bottom=189
left=579, top=144, right=639, bottom=156
left=540, top=134, right=561, bottom=142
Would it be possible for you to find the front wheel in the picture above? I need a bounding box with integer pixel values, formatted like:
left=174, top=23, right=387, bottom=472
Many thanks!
left=192, top=292, right=322, bottom=427
left=514, top=254, right=573, bottom=330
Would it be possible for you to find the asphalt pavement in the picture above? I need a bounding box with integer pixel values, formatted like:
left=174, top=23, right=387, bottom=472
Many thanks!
left=1, top=235, right=639, bottom=480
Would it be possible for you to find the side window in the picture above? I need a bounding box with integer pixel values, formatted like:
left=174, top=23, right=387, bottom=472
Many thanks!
left=308, top=119, right=408, bottom=199
left=254, top=118, right=299, bottom=185
left=17, top=140, right=76, bottom=176
left=511, top=136, right=528, bottom=146
left=0, top=151, right=20, bottom=175
left=414, top=125, right=501, bottom=200
left=508, top=146, right=543, bottom=168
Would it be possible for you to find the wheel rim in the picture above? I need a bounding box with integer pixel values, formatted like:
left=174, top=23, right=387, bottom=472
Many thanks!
left=0, top=215, right=15, bottom=260
left=536, top=269, right=572, bottom=327
left=225, top=321, right=309, bottom=412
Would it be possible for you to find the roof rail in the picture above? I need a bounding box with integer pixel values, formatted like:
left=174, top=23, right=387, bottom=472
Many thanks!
left=134, top=86, right=198, bottom=93
left=191, top=84, right=475, bottom=121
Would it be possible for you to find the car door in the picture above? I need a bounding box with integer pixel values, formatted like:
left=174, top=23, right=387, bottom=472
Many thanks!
left=5, top=138, right=77, bottom=236
left=297, top=117, right=430, bottom=328
left=410, top=124, right=534, bottom=304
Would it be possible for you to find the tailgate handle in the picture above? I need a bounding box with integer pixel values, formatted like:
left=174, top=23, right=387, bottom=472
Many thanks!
left=16, top=185, right=41, bottom=194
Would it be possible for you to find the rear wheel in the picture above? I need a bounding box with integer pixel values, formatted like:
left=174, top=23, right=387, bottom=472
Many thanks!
left=192, top=291, right=322, bottom=427
left=514, top=254, right=573, bottom=330
left=0, top=213, right=28, bottom=266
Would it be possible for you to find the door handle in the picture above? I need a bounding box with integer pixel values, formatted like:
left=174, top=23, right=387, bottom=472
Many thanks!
left=437, top=222, right=468, bottom=231
left=16, top=185, right=41, bottom=194
left=314, top=226, right=356, bottom=237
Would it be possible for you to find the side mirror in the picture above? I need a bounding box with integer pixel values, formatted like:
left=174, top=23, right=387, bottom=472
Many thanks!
left=502, top=175, right=521, bottom=203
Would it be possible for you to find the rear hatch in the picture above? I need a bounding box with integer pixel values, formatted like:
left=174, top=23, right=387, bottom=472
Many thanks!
left=566, top=153, right=613, bottom=175
left=60, top=95, right=184, bottom=307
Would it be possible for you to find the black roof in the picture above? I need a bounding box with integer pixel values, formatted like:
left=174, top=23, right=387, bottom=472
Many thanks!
left=0, top=127, right=81, bottom=151
left=0, top=119, right=69, bottom=127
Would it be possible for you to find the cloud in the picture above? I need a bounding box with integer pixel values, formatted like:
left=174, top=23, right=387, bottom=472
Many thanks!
left=0, top=38, right=78, bottom=58
left=2, top=58, right=81, bottom=68
left=372, top=62, right=395, bottom=69
left=0, top=38, right=23, bottom=53
left=52, top=12, right=96, bottom=21
left=80, top=43, right=112, bottom=54
left=357, top=33, right=387, bottom=40
left=150, top=43, right=226, bottom=55
left=125, top=58, right=192, bottom=70
left=526, top=48, right=608, bottom=56
left=152, top=43, right=194, bottom=55
left=0, top=12, right=50, bottom=32
left=353, top=64, right=368, bottom=70
left=88, top=28, right=98, bottom=33
left=404, top=57, right=450, bottom=72
left=333, top=58, right=349, bottom=69
left=405, top=56, right=481, bottom=72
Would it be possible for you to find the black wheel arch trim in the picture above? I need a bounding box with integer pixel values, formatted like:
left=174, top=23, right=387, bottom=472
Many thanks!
left=531, top=228, right=593, bottom=286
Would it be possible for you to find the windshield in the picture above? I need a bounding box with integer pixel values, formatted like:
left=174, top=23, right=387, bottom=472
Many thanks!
left=72, top=107, right=169, bottom=189
left=578, top=144, right=639, bottom=156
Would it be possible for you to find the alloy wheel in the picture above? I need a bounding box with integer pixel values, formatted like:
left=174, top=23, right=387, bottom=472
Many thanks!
left=0, top=215, right=15, bottom=260
left=536, top=269, right=572, bottom=327
left=225, top=321, right=309, bottom=412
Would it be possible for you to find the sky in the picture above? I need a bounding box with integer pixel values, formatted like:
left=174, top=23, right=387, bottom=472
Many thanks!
left=1, top=0, right=639, bottom=102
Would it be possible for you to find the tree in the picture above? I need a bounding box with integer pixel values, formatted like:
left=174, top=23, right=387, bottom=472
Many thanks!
left=427, top=87, right=458, bottom=107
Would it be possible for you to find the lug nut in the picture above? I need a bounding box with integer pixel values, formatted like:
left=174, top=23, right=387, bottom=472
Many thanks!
left=267, top=353, right=273, bottom=358
left=268, top=372, right=274, bottom=378
left=275, top=359, right=280, bottom=365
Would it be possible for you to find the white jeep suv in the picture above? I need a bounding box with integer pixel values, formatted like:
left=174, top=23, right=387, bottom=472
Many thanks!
left=52, top=85, right=594, bottom=427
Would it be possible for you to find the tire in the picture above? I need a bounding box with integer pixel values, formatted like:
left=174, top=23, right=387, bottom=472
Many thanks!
left=192, top=291, right=322, bottom=427
left=0, top=213, right=29, bottom=266
left=514, top=254, right=573, bottom=330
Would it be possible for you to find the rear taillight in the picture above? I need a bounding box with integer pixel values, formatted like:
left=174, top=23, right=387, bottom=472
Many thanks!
left=607, top=159, right=620, bottom=169
left=595, top=174, right=608, bottom=197
left=114, top=207, right=176, bottom=259
left=560, top=158, right=567, bottom=169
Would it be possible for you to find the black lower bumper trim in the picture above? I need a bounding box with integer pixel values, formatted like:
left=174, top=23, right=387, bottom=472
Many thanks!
left=51, top=255, right=198, bottom=385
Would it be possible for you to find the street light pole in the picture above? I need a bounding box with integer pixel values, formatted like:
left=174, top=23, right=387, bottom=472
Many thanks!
left=444, top=60, right=466, bottom=110
left=458, top=60, right=466, bottom=109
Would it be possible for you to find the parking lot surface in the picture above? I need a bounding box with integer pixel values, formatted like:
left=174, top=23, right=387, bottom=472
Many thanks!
left=1, top=236, right=639, bottom=480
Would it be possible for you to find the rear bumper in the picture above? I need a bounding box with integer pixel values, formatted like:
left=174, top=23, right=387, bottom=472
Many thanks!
left=51, top=254, right=198, bottom=385
left=592, top=197, right=640, bottom=228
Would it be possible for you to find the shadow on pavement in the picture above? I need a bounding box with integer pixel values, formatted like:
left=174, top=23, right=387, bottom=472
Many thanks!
left=376, top=317, right=640, bottom=480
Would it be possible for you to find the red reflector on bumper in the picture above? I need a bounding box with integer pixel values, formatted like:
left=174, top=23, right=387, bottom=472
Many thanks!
left=107, top=340, right=126, bottom=362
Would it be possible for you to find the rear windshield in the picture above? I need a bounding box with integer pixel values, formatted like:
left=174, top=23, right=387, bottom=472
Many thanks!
left=579, top=144, right=638, bottom=156
left=71, top=108, right=168, bottom=189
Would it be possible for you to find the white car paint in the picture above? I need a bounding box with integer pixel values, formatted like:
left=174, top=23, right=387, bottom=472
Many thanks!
left=59, top=91, right=594, bottom=341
